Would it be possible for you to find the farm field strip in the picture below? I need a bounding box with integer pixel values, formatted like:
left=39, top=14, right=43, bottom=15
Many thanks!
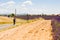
left=0, top=19, right=42, bottom=38
left=0, top=19, right=53, bottom=40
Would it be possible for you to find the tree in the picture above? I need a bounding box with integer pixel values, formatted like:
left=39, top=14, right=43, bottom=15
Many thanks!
left=11, top=13, right=15, bottom=17
left=8, top=13, right=15, bottom=17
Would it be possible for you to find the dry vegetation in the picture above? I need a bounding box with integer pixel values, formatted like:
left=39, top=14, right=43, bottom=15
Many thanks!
left=0, top=16, right=53, bottom=40
left=0, top=16, right=27, bottom=24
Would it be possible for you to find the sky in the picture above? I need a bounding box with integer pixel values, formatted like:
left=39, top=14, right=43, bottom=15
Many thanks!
left=0, top=0, right=60, bottom=15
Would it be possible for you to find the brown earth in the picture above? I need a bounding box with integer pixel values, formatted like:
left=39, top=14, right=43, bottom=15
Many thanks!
left=0, top=19, right=53, bottom=40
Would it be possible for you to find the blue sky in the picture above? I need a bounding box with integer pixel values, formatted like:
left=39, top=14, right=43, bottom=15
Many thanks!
left=0, top=0, right=60, bottom=15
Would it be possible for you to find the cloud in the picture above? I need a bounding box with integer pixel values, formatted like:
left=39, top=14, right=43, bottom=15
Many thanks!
left=7, top=1, right=15, bottom=5
left=0, top=1, right=16, bottom=14
left=0, top=1, right=15, bottom=6
left=21, top=1, right=32, bottom=6
left=0, top=0, right=33, bottom=14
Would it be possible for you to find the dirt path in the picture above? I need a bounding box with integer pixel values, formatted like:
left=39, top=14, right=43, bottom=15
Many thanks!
left=0, top=24, right=14, bottom=30
left=0, top=20, right=53, bottom=40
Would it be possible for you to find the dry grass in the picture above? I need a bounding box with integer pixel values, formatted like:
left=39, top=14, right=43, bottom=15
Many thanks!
left=0, top=16, right=53, bottom=40
left=0, top=18, right=53, bottom=40
left=0, top=16, right=45, bottom=32
left=0, top=16, right=27, bottom=24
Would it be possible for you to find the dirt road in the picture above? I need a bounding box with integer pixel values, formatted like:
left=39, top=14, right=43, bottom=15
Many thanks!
left=0, top=20, right=53, bottom=40
left=0, top=24, right=14, bottom=30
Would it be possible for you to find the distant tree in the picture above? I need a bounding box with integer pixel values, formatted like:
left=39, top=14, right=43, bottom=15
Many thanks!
left=27, top=14, right=29, bottom=20
left=11, top=13, right=15, bottom=17
left=56, top=14, right=60, bottom=16
left=8, top=13, right=15, bottom=17
left=8, top=15, right=10, bottom=17
left=51, top=14, right=55, bottom=16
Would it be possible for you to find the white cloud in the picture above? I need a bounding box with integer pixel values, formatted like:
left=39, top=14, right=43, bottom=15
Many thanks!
left=7, top=1, right=15, bottom=5
left=0, top=0, right=33, bottom=14
left=0, top=0, right=59, bottom=15
left=0, top=1, right=15, bottom=6
left=0, top=1, right=16, bottom=14
left=21, top=1, right=32, bottom=6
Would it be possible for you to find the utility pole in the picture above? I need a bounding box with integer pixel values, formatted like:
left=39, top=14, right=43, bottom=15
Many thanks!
left=27, top=13, right=29, bottom=22
left=13, top=9, right=16, bottom=25
left=15, top=9, right=16, bottom=17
